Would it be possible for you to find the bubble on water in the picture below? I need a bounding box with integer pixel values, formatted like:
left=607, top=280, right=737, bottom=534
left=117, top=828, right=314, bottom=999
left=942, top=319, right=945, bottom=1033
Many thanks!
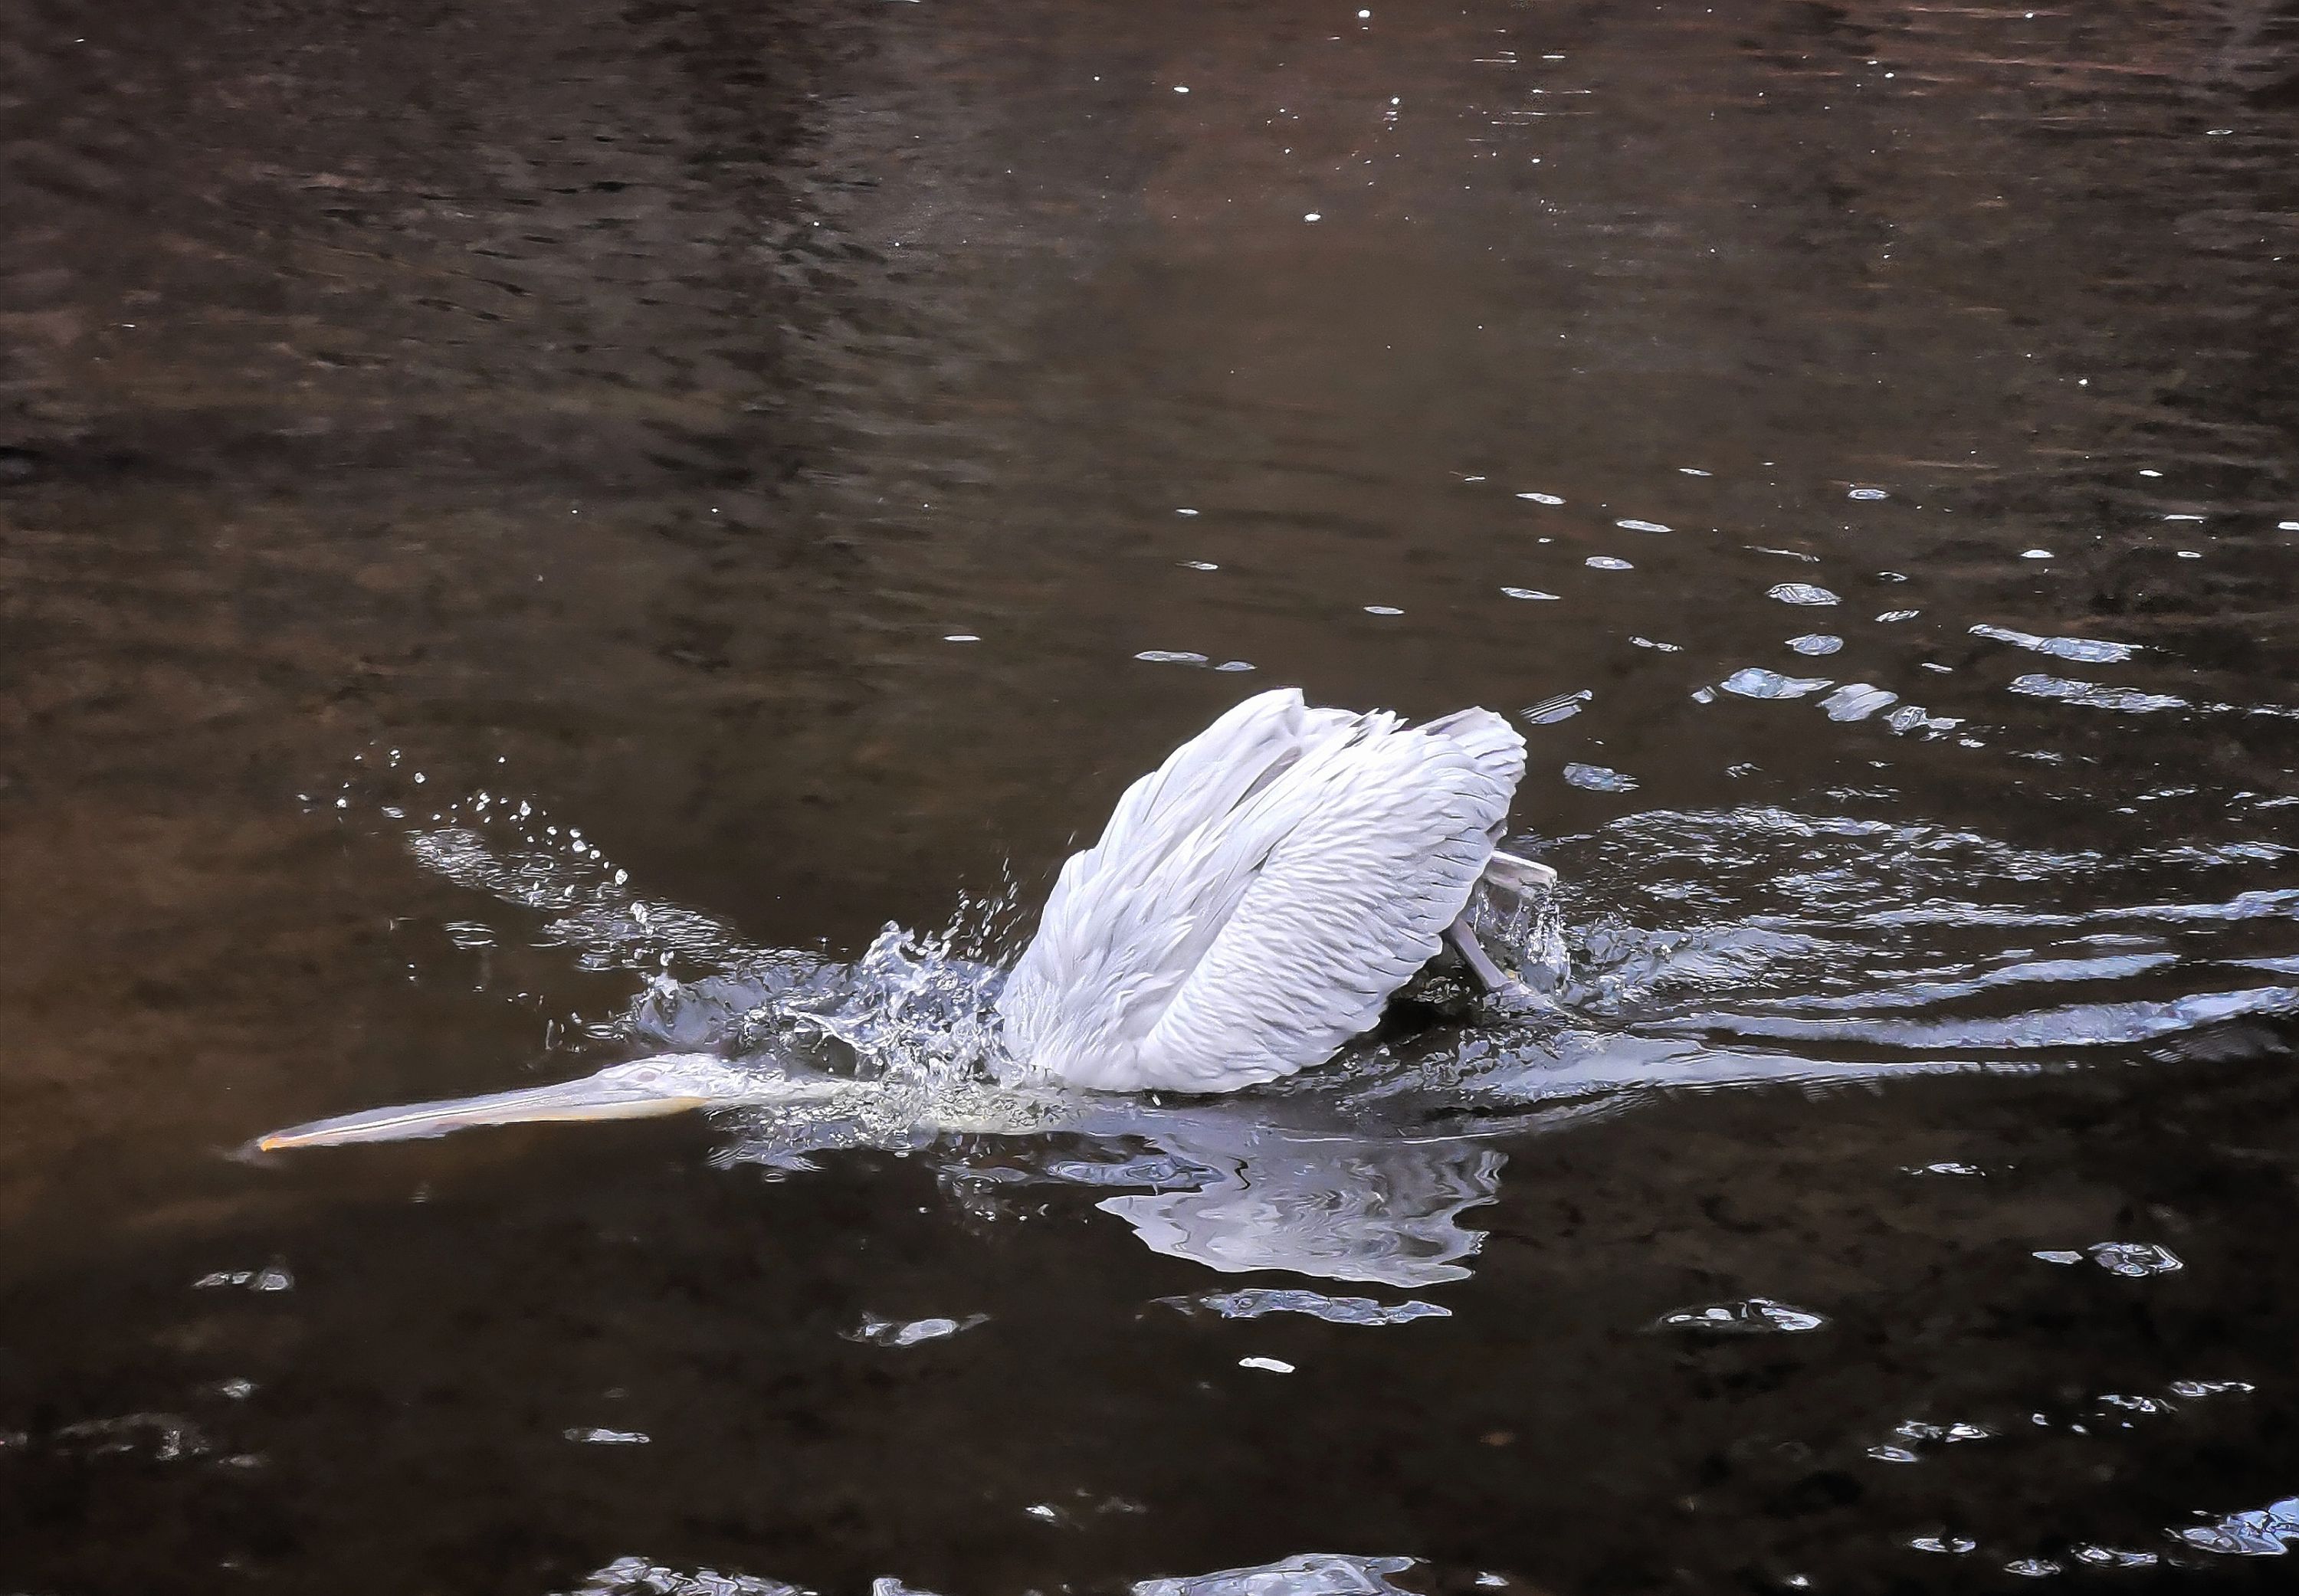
left=1214, top=660, right=1256, bottom=673
left=1516, top=491, right=1565, bottom=505
left=1822, top=684, right=1898, bottom=723
left=1678, top=467, right=1712, bottom=477
left=1652, top=1298, right=1828, bottom=1335
left=1135, top=650, right=1210, bottom=666
left=1787, top=634, right=1842, bottom=655
left=1767, top=583, right=1839, bottom=605
left=2009, top=674, right=2186, bottom=714
left=1165, top=1289, right=1448, bottom=1326
left=1970, top=624, right=2140, bottom=664
left=1500, top=587, right=1561, bottom=601
left=2022, top=548, right=2053, bottom=559
left=1563, top=762, right=1638, bottom=793
left=1586, top=555, right=1633, bottom=571
left=943, top=634, right=980, bottom=644
left=1615, top=518, right=1670, bottom=533
left=1867, top=1445, right=1920, bottom=1463
left=1304, top=211, right=1322, bottom=222
left=1721, top=668, right=1832, bottom=700
left=1363, top=605, right=1404, bottom=616
left=845, top=1313, right=990, bottom=1347
left=1176, top=507, right=1200, bottom=516
left=1848, top=487, right=1889, bottom=500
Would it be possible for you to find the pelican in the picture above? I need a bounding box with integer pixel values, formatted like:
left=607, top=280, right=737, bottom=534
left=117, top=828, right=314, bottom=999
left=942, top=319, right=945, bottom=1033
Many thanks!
left=255, top=688, right=1554, bottom=1149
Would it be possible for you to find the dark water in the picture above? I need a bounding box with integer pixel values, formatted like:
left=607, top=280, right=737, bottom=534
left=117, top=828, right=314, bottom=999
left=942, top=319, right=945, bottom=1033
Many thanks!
left=6, top=0, right=2299, bottom=1587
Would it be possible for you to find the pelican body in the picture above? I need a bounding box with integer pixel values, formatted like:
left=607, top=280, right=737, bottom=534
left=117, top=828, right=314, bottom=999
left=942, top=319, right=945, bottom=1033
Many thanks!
left=999, top=689, right=1539, bottom=1093
left=254, top=687, right=1551, bottom=1150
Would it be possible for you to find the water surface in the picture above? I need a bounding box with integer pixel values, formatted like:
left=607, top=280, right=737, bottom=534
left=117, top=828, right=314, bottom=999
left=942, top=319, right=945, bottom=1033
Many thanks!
left=4, top=0, right=2299, bottom=1588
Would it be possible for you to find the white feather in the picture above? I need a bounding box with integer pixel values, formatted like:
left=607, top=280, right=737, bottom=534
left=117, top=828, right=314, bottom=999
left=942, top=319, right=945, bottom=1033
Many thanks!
left=999, top=688, right=1527, bottom=1092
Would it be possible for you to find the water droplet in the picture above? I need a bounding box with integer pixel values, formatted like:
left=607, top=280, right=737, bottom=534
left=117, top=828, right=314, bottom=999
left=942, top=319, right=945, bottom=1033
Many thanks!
left=1969, top=624, right=2138, bottom=664
left=1652, top=1298, right=1828, bottom=1334
left=1521, top=691, right=1591, bottom=725
left=2087, top=1241, right=2183, bottom=1276
left=2009, top=675, right=2186, bottom=713
left=1563, top=762, right=1638, bottom=793
left=846, top=1313, right=990, bottom=1347
left=1821, top=684, right=1897, bottom=722
left=1720, top=668, right=1832, bottom=700
left=1767, top=583, right=1840, bottom=605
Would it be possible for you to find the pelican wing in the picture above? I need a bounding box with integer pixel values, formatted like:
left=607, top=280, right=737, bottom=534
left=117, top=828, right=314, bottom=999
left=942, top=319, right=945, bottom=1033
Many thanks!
left=1002, top=690, right=1524, bottom=1092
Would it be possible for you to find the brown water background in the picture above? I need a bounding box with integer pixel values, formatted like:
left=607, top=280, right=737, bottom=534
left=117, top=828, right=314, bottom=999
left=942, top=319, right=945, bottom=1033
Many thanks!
left=4, top=0, right=2299, bottom=1588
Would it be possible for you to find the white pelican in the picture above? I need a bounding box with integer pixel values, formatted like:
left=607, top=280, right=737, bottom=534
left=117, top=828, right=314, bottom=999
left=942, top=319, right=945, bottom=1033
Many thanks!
left=997, top=687, right=1550, bottom=1091
left=254, top=688, right=1553, bottom=1149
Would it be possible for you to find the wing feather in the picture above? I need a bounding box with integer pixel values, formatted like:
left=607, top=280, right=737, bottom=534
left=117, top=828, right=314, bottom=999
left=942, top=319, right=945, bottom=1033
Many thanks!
left=1002, top=694, right=1527, bottom=1093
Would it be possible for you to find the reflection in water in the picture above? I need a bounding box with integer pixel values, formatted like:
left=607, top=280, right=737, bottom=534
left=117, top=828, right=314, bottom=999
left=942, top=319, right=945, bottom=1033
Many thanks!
left=1085, top=1128, right=1504, bottom=1289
